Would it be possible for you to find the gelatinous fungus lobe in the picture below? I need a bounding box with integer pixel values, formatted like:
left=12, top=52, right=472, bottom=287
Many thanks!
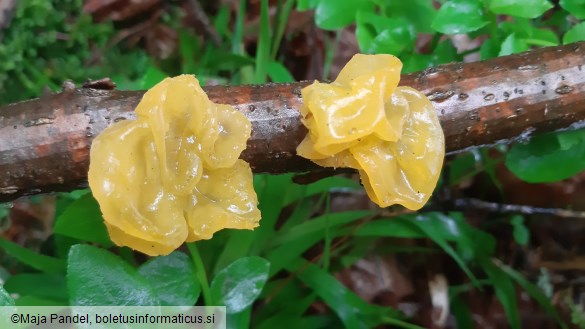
left=88, top=75, right=260, bottom=256
left=297, top=54, right=445, bottom=210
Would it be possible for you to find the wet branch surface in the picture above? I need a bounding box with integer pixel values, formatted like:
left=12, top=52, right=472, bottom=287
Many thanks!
left=1, top=42, right=584, bottom=202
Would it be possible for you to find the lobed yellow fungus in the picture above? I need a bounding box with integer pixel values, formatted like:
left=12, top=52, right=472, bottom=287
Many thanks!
left=297, top=54, right=445, bottom=210
left=88, top=75, right=260, bottom=256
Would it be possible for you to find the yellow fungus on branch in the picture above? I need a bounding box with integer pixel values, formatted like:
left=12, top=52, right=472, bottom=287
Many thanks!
left=297, top=54, right=445, bottom=210
left=88, top=75, right=260, bottom=256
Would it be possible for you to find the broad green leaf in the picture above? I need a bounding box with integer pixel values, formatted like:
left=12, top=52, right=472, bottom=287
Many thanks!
left=54, top=193, right=112, bottom=247
left=138, top=251, right=200, bottom=306
left=525, top=28, right=559, bottom=46
left=315, top=0, right=374, bottom=30
left=4, top=274, right=67, bottom=301
left=211, top=256, right=270, bottom=313
left=560, top=0, right=585, bottom=19
left=563, top=22, right=585, bottom=44
left=505, top=129, right=585, bottom=183
left=432, top=40, right=460, bottom=65
left=67, top=244, right=159, bottom=306
left=0, top=239, right=65, bottom=273
left=266, top=61, right=294, bottom=82
left=432, top=0, right=489, bottom=34
left=286, top=260, right=404, bottom=329
left=356, top=12, right=415, bottom=55
left=490, top=0, right=553, bottom=18
left=383, top=0, right=437, bottom=33
left=499, top=33, right=529, bottom=56
left=0, top=285, right=14, bottom=306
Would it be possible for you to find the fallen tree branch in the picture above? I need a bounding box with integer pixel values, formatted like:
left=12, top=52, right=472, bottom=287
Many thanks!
left=0, top=42, right=584, bottom=202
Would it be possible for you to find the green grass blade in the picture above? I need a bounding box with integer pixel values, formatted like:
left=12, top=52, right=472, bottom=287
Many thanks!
left=254, top=0, right=271, bottom=83
left=481, top=258, right=521, bottom=329
left=271, top=0, right=295, bottom=59
left=0, top=239, right=66, bottom=273
left=497, top=261, right=567, bottom=329
left=286, top=259, right=405, bottom=328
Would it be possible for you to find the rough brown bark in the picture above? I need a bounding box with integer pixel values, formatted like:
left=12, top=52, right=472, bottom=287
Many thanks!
left=1, top=42, right=584, bottom=202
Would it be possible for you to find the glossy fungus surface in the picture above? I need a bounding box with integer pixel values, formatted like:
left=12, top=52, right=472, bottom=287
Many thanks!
left=297, top=54, right=445, bottom=210
left=88, top=75, right=260, bottom=256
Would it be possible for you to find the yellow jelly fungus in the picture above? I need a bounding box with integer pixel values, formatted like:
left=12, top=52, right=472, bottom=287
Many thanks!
left=297, top=54, right=445, bottom=210
left=88, top=75, right=261, bottom=256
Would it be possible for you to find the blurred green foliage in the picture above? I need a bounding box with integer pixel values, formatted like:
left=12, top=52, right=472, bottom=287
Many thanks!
left=0, top=0, right=149, bottom=104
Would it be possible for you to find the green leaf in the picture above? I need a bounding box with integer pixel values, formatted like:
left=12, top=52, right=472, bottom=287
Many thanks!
left=560, top=0, right=585, bottom=19
left=499, top=33, right=529, bottom=56
left=14, top=296, right=65, bottom=306
left=266, top=61, right=294, bottom=83
left=0, top=239, right=65, bottom=273
left=140, top=65, right=167, bottom=89
left=355, top=218, right=426, bottom=238
left=4, top=274, right=67, bottom=301
left=356, top=12, right=415, bottom=55
left=401, top=53, right=432, bottom=73
left=67, top=244, right=159, bottom=306
left=0, top=285, right=14, bottom=306
left=54, top=193, right=112, bottom=247
left=273, top=210, right=372, bottom=246
left=267, top=210, right=369, bottom=275
left=510, top=216, right=529, bottom=246
left=297, top=0, right=319, bottom=11
left=432, top=40, right=460, bottom=65
left=490, top=0, right=553, bottom=18
left=505, top=129, right=585, bottom=183
left=432, top=0, right=489, bottom=34
left=383, top=0, right=437, bottom=34
left=563, top=22, right=585, bottom=44
left=179, top=31, right=200, bottom=74
left=211, top=256, right=270, bottom=313
left=254, top=0, right=271, bottom=84
left=480, top=38, right=500, bottom=60
left=286, top=260, right=403, bottom=329
left=409, top=214, right=482, bottom=282
left=315, top=0, right=374, bottom=31
left=138, top=251, right=200, bottom=306
left=526, top=28, right=559, bottom=46
left=481, top=259, right=521, bottom=329
left=449, top=153, right=478, bottom=185
left=497, top=262, right=567, bottom=329
left=207, top=51, right=255, bottom=71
